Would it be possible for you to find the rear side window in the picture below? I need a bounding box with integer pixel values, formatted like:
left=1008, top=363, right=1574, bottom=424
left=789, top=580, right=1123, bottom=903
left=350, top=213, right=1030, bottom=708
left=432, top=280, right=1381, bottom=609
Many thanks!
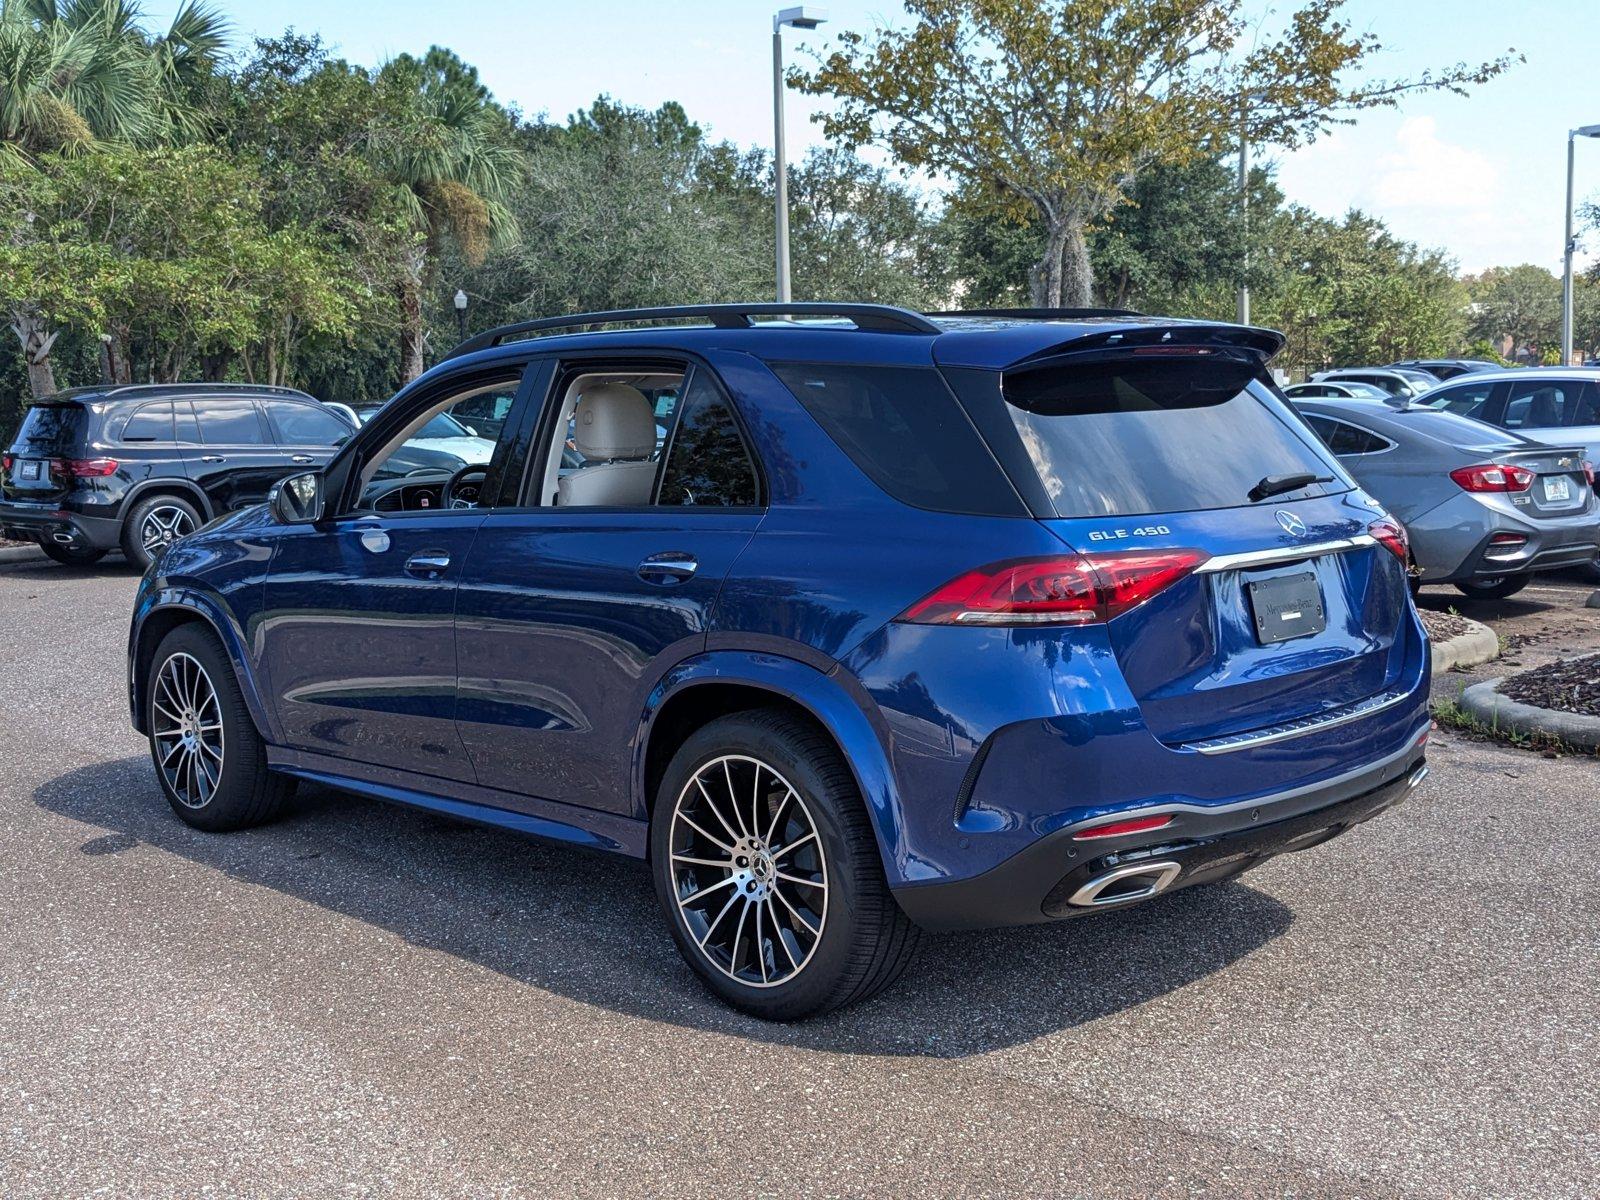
left=194, top=399, right=266, bottom=445
left=1304, top=415, right=1391, bottom=456
left=119, top=402, right=175, bottom=443
left=262, top=400, right=349, bottom=445
left=656, top=372, right=760, bottom=507
left=1002, top=358, right=1343, bottom=518
left=770, top=363, right=1023, bottom=515
left=1502, top=379, right=1595, bottom=429
left=12, top=404, right=85, bottom=454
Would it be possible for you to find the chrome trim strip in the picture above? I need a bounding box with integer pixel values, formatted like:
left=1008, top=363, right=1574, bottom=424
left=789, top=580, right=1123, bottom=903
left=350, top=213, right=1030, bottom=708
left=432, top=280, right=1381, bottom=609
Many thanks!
left=1195, top=533, right=1376, bottom=574
left=1184, top=687, right=1412, bottom=756
left=1061, top=722, right=1428, bottom=838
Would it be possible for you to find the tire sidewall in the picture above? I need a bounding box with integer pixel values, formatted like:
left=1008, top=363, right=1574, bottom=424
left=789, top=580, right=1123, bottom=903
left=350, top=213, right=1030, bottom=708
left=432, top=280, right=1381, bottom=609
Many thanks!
left=650, top=715, right=873, bottom=1019
left=124, top=495, right=201, bottom=570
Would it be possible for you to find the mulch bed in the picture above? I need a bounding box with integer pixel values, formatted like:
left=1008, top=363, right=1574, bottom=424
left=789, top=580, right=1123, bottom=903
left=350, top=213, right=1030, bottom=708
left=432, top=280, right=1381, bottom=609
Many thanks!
left=1419, top=609, right=1477, bottom=642
left=1498, top=654, right=1600, bottom=718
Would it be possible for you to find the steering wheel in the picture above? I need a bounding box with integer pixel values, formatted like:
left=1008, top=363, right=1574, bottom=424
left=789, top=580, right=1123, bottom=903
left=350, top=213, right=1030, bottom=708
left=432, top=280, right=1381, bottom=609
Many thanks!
left=442, top=463, right=489, bottom=509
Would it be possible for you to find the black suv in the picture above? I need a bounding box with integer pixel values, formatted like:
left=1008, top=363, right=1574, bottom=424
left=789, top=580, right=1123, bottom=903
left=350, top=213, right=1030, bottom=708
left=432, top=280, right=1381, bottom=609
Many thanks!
left=2, top=384, right=352, bottom=568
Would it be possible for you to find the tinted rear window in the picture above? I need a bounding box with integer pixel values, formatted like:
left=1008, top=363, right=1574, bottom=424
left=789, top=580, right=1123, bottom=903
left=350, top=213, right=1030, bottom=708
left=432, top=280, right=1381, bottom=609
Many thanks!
left=1002, top=358, right=1344, bottom=518
left=770, top=363, right=1024, bottom=515
left=12, top=404, right=86, bottom=454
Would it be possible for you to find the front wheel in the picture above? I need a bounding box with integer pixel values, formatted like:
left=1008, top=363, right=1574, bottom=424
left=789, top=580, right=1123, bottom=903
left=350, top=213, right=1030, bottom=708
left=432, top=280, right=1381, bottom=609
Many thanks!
left=39, top=541, right=108, bottom=566
left=1454, top=574, right=1530, bottom=600
left=651, top=710, right=921, bottom=1020
left=146, top=624, right=294, bottom=831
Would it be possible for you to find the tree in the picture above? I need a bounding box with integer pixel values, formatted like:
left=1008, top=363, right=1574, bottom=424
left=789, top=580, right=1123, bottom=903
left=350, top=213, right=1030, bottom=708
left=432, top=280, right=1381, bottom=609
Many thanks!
left=793, top=0, right=1516, bottom=306
left=367, top=47, right=520, bottom=383
left=1468, top=264, right=1561, bottom=362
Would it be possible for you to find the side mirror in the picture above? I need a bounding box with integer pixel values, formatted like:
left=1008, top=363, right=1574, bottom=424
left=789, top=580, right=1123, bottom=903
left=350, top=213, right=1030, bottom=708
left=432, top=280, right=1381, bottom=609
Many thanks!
left=464, top=424, right=480, bottom=437
left=270, top=470, right=325, bottom=525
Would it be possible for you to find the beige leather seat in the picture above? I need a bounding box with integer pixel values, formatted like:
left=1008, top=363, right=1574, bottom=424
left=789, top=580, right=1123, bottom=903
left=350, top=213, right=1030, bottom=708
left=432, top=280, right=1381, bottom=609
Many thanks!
left=556, top=383, right=659, bottom=507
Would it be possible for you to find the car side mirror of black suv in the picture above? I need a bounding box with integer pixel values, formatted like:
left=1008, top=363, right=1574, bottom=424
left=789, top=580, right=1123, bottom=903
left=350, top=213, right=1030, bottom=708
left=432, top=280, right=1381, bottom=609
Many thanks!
left=270, top=471, right=325, bottom=525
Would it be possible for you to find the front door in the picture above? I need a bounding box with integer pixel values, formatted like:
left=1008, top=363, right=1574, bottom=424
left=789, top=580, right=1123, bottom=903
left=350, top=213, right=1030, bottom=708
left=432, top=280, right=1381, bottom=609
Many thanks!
left=453, top=360, right=765, bottom=814
left=258, top=365, right=537, bottom=783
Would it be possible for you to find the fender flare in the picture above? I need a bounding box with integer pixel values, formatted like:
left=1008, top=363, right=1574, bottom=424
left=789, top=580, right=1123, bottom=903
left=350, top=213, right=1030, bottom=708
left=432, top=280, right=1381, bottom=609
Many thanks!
left=635, top=650, right=909, bottom=882
left=123, top=478, right=214, bottom=523
left=130, top=585, right=278, bottom=743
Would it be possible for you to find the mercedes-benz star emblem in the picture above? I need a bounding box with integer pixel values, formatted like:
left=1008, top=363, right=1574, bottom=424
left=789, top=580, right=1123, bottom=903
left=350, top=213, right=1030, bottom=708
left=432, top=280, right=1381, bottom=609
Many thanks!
left=1276, top=510, right=1308, bottom=538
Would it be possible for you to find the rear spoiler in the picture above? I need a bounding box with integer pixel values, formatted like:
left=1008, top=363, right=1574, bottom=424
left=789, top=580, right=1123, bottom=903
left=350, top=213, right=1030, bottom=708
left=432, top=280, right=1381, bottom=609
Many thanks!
left=1005, top=323, right=1286, bottom=373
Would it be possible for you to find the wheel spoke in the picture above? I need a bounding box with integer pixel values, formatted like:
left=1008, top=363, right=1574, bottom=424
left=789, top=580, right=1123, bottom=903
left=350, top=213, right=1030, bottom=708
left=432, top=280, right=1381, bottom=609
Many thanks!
left=729, top=898, right=752, bottom=976
left=721, top=759, right=749, bottom=837
left=751, top=900, right=768, bottom=983
left=776, top=869, right=824, bottom=891
left=676, top=811, right=735, bottom=854
left=771, top=881, right=821, bottom=936
left=693, top=776, right=742, bottom=844
left=671, top=852, right=734, bottom=870
left=698, top=890, right=742, bottom=949
left=677, top=875, right=736, bottom=910
left=773, top=830, right=817, bottom=861
left=768, top=900, right=800, bottom=970
left=763, top=786, right=794, bottom=847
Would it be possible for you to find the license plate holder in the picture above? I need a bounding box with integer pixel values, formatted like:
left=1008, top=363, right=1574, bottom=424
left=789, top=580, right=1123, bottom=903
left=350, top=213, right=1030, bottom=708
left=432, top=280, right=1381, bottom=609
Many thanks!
left=20, top=460, right=40, bottom=481
left=1247, top=571, right=1326, bottom=646
left=1543, top=475, right=1571, bottom=503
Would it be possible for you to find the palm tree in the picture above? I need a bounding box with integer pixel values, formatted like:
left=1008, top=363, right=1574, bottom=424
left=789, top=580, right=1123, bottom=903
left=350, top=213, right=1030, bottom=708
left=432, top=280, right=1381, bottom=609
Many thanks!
left=0, top=0, right=225, bottom=395
left=369, top=48, right=519, bottom=383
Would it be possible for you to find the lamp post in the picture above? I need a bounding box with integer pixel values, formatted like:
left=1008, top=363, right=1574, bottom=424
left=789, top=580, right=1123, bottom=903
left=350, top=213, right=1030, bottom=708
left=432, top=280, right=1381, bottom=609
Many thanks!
left=454, top=288, right=469, bottom=342
left=1562, top=124, right=1600, bottom=365
left=772, top=7, right=827, bottom=303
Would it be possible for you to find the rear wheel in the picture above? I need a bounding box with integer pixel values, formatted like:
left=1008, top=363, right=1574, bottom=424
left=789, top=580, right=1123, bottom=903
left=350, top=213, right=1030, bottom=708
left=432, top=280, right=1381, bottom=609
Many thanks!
left=651, top=710, right=921, bottom=1020
left=39, top=541, right=107, bottom=566
left=146, top=624, right=293, bottom=831
left=123, top=494, right=201, bottom=570
left=1454, top=574, right=1530, bottom=601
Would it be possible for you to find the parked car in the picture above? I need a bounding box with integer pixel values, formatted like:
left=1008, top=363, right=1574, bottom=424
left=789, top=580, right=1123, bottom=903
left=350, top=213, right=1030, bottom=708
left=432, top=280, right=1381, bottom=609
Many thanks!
left=1386, top=358, right=1504, bottom=381
left=1291, top=396, right=1600, bottom=599
left=1312, top=367, right=1436, bottom=400
left=128, top=302, right=1431, bottom=1019
left=354, top=405, right=497, bottom=465
left=2, top=383, right=351, bottom=568
left=1283, top=381, right=1391, bottom=400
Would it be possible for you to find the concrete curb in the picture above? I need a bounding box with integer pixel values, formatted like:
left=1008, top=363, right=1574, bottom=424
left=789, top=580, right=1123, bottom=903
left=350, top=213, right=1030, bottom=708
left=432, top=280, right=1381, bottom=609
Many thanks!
left=1458, top=677, right=1600, bottom=751
left=1429, top=617, right=1500, bottom=676
left=0, top=543, right=44, bottom=564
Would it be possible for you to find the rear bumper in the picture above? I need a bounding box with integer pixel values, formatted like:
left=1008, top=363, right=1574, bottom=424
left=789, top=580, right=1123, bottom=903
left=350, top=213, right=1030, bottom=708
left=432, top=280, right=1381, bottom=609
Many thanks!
left=1417, top=500, right=1600, bottom=583
left=893, top=723, right=1429, bottom=930
left=0, top=501, right=121, bottom=550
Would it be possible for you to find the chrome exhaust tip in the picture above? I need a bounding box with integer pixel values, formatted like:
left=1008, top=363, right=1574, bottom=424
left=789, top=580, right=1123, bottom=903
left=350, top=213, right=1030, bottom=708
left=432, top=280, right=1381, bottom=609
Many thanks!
left=51, top=532, right=76, bottom=545
left=1066, top=861, right=1182, bottom=908
left=1407, top=765, right=1430, bottom=789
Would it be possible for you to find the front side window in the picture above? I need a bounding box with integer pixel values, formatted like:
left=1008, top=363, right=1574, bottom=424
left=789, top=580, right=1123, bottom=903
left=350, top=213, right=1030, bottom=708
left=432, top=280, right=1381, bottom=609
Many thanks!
left=656, top=372, right=760, bottom=507
left=1002, top=357, right=1345, bottom=518
left=193, top=399, right=267, bottom=445
left=356, top=377, right=525, bottom=508
left=263, top=400, right=350, bottom=446
left=1424, top=382, right=1494, bottom=418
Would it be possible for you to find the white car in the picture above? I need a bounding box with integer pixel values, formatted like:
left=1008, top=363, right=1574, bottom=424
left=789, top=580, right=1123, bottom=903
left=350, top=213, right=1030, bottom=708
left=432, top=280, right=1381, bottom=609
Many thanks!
left=1312, top=368, right=1437, bottom=401
left=355, top=407, right=496, bottom=465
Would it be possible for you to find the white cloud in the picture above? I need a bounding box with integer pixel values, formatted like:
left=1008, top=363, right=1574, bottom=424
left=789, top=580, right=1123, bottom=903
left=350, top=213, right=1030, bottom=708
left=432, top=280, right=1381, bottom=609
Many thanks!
left=1369, top=116, right=1501, bottom=210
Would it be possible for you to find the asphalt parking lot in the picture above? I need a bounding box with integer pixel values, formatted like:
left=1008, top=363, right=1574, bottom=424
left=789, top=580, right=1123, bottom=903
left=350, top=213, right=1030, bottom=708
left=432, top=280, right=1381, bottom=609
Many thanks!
left=1, top=555, right=1596, bottom=1199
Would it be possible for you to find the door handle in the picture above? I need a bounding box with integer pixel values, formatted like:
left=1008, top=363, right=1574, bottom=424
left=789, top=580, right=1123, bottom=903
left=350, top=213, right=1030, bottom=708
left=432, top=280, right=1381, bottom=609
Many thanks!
left=404, top=550, right=451, bottom=578
left=290, top=454, right=315, bottom=464
left=200, top=455, right=225, bottom=464
left=637, top=552, right=698, bottom=584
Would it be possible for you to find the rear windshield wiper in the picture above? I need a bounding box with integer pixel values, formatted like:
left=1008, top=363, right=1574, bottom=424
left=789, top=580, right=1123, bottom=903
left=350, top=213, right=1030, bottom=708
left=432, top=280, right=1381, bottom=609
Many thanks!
left=1249, top=472, right=1334, bottom=502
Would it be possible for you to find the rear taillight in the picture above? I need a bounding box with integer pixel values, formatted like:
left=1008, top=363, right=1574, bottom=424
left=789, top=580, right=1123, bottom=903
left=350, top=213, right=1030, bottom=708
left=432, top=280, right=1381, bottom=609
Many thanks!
left=1450, top=462, right=1533, bottom=493
left=1, top=453, right=11, bottom=473
left=58, top=457, right=119, bottom=478
left=1369, top=519, right=1409, bottom=562
left=897, top=549, right=1209, bottom=627
left=1584, top=460, right=1595, bottom=487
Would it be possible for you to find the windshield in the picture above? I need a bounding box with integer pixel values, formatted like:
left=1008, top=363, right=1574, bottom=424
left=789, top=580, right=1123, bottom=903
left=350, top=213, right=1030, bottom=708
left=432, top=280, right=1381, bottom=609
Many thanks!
left=1002, top=357, right=1346, bottom=518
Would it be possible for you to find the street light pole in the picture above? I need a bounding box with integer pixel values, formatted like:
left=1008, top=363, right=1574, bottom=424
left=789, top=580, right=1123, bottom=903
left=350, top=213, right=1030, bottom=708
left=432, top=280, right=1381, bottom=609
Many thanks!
left=1237, top=114, right=1250, bottom=326
left=772, top=7, right=827, bottom=303
left=1562, top=125, right=1600, bottom=365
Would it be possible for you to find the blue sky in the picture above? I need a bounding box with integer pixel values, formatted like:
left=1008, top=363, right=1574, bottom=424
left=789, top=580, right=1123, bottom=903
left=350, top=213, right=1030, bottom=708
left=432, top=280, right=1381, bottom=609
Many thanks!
left=147, top=0, right=1593, bottom=275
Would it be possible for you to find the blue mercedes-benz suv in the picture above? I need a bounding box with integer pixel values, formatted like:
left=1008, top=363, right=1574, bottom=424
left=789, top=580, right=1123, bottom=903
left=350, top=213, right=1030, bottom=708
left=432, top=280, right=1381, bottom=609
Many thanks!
left=128, top=303, right=1431, bottom=1019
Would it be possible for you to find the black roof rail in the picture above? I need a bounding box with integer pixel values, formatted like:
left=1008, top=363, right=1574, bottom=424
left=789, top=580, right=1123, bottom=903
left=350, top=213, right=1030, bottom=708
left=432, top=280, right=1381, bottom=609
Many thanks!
left=444, top=302, right=943, bottom=360
left=929, top=307, right=1144, bottom=320
left=97, top=382, right=312, bottom=399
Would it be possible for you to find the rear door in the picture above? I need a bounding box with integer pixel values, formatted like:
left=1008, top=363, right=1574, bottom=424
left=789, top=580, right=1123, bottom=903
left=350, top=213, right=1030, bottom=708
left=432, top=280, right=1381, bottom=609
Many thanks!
left=184, top=397, right=285, bottom=512
left=3, top=402, right=88, bottom=505
left=963, top=353, right=1410, bottom=746
left=452, top=358, right=764, bottom=814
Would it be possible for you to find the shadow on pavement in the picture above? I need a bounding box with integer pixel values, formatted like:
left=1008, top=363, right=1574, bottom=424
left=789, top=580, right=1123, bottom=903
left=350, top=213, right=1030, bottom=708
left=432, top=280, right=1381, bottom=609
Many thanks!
left=36, top=755, right=1293, bottom=1057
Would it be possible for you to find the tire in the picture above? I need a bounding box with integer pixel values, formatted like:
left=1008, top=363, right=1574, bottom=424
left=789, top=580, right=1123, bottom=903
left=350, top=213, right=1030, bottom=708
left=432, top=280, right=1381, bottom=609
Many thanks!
left=146, top=623, right=294, bottom=832
left=1453, top=574, right=1530, bottom=600
left=39, top=541, right=108, bottom=566
left=122, top=494, right=202, bottom=570
left=650, top=709, right=921, bottom=1020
